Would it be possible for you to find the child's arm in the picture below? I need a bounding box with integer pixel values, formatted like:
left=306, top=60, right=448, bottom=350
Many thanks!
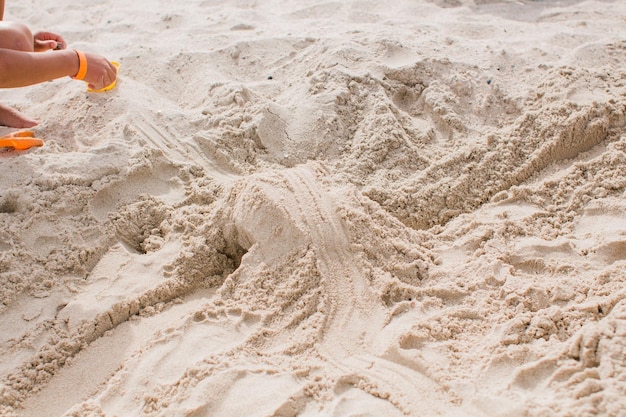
left=0, top=48, right=117, bottom=91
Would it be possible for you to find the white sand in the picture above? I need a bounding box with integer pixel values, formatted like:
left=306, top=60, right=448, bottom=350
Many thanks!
left=1, top=0, right=625, bottom=416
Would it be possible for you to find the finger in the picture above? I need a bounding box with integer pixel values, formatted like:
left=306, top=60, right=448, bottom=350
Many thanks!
left=105, top=66, right=117, bottom=84
left=35, top=39, right=57, bottom=51
left=54, top=36, right=67, bottom=49
left=107, top=61, right=117, bottom=75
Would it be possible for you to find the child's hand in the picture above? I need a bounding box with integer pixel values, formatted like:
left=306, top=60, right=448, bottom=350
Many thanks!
left=33, top=31, right=66, bottom=52
left=82, top=52, right=118, bottom=91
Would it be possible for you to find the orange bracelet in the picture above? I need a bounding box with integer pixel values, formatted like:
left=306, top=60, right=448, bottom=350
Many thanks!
left=72, top=50, right=88, bottom=80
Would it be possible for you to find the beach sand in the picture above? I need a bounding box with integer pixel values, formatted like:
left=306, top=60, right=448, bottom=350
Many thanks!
left=1, top=0, right=625, bottom=416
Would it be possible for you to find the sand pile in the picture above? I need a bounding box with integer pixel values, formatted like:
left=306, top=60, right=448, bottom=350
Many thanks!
left=1, top=0, right=625, bottom=416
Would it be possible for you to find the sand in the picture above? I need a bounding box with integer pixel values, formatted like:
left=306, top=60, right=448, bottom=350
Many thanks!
left=0, top=0, right=625, bottom=416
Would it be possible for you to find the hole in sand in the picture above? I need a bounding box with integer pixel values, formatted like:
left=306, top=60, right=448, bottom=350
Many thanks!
left=0, top=194, right=19, bottom=213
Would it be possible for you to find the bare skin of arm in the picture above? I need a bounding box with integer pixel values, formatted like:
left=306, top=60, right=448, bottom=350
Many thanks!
left=0, top=48, right=117, bottom=89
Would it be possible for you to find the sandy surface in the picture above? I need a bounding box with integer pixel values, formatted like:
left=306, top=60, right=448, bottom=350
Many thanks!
left=1, top=0, right=625, bottom=416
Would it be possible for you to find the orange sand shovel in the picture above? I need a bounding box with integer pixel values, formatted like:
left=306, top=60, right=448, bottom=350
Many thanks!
left=0, top=130, right=43, bottom=150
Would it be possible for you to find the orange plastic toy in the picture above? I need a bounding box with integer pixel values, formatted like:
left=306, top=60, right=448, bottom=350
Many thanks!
left=0, top=130, right=44, bottom=150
